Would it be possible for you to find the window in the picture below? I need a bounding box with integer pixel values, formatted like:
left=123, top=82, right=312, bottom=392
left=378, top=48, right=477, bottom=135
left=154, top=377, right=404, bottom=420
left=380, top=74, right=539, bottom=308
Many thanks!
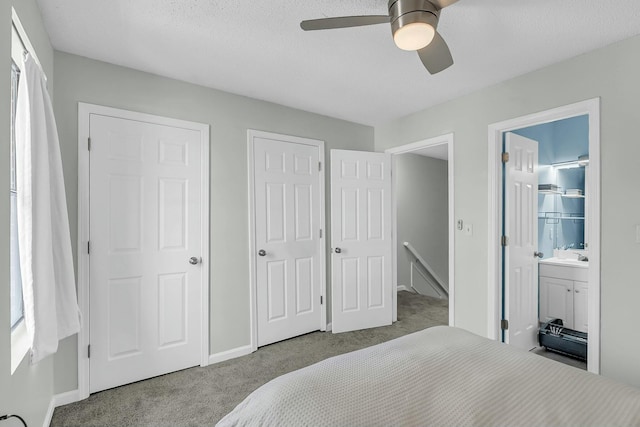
left=10, top=58, right=23, bottom=331
left=10, top=15, right=31, bottom=373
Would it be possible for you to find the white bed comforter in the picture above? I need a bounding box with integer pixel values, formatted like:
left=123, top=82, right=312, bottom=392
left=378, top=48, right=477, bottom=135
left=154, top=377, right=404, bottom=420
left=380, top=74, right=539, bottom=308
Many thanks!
left=217, top=326, right=640, bottom=426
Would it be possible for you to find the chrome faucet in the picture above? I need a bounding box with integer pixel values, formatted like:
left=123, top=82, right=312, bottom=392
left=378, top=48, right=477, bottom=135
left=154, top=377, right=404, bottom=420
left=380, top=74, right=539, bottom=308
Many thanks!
left=574, top=252, right=589, bottom=262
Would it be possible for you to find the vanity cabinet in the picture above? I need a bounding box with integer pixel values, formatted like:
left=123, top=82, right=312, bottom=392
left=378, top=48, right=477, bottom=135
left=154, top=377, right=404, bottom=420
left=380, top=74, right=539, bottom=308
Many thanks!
left=539, top=263, right=588, bottom=333
left=573, top=281, right=589, bottom=332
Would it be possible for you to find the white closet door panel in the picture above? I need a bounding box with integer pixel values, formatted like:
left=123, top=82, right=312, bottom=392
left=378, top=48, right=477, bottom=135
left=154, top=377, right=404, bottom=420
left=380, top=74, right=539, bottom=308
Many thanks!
left=254, top=137, right=322, bottom=346
left=89, top=114, right=202, bottom=393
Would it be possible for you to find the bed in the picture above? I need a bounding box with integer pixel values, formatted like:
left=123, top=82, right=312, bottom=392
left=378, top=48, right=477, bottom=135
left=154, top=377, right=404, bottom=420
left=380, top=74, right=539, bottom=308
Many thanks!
left=217, top=326, right=640, bottom=426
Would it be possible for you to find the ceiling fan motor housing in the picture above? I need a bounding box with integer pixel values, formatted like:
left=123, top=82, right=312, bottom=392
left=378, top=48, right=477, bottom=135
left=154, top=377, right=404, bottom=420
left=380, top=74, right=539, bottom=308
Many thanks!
left=389, top=0, right=440, bottom=37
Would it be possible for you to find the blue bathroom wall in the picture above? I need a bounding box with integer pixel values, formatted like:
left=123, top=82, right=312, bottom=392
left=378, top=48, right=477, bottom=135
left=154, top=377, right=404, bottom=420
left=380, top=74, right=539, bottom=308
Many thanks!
left=511, top=115, right=588, bottom=257
left=553, top=115, right=589, bottom=163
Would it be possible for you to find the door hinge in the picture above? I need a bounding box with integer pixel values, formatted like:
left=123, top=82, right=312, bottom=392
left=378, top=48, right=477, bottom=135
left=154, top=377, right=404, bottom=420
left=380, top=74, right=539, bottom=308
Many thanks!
left=87, top=241, right=91, bottom=254
left=88, top=137, right=91, bottom=151
left=501, top=152, right=509, bottom=163
left=501, top=235, right=509, bottom=247
left=319, top=229, right=323, bottom=239
left=87, top=344, right=91, bottom=358
left=318, top=161, right=322, bottom=172
left=320, top=296, right=323, bottom=305
left=501, top=319, right=509, bottom=330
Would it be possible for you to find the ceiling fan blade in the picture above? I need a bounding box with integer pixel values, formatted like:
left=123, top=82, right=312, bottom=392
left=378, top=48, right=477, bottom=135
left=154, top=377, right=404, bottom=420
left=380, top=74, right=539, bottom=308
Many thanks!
left=417, top=32, right=453, bottom=74
left=428, top=0, right=459, bottom=10
left=300, top=15, right=389, bottom=31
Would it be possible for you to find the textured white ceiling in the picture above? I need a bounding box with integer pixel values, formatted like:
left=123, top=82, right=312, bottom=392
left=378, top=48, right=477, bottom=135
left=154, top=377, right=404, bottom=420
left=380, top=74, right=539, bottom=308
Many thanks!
left=37, top=0, right=640, bottom=125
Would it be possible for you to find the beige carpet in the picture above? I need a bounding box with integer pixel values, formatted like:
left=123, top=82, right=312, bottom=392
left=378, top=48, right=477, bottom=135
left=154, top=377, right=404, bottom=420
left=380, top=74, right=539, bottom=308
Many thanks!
left=51, top=291, right=448, bottom=426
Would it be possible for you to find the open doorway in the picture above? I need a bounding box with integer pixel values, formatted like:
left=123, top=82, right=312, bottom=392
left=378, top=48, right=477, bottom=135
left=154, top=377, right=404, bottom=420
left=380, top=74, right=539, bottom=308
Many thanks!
left=386, top=134, right=454, bottom=326
left=488, top=99, right=600, bottom=374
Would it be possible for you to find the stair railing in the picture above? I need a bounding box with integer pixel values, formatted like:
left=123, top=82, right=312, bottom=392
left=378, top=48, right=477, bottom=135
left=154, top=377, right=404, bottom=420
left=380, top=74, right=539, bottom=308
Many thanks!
left=403, top=241, right=449, bottom=298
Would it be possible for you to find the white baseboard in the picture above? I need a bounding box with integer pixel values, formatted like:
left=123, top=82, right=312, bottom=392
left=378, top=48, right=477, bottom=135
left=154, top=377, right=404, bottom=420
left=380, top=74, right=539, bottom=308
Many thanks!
left=44, top=397, right=55, bottom=427
left=326, top=322, right=332, bottom=332
left=397, top=285, right=409, bottom=292
left=208, top=344, right=253, bottom=365
left=53, top=389, right=82, bottom=407
left=44, top=389, right=83, bottom=426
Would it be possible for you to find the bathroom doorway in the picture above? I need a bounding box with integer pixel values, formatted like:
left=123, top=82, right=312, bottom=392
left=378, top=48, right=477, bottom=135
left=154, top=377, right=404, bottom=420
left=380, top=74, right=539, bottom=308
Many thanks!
left=488, top=99, right=600, bottom=374
left=510, top=115, right=590, bottom=370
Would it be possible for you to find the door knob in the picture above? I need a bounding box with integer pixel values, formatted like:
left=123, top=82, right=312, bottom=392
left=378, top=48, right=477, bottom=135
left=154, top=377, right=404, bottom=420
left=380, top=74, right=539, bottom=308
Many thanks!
left=258, top=249, right=266, bottom=257
left=534, top=251, right=544, bottom=258
left=189, top=257, right=200, bottom=265
left=334, top=247, right=342, bottom=254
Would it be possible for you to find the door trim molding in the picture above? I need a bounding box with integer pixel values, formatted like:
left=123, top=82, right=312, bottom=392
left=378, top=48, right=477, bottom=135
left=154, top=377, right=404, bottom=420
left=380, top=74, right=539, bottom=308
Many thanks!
left=385, top=133, right=455, bottom=326
left=77, top=103, right=211, bottom=399
left=487, top=98, right=600, bottom=374
left=247, top=130, right=326, bottom=352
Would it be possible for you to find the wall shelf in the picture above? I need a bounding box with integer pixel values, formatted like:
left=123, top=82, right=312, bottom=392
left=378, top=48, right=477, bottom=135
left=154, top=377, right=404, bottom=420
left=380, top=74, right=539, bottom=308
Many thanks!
left=538, top=212, right=585, bottom=224
left=539, top=189, right=563, bottom=195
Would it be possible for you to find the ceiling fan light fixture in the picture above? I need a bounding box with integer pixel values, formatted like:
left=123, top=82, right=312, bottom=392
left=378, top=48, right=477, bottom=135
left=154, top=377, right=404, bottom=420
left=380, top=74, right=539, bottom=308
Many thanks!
left=389, top=1, right=440, bottom=51
left=393, top=21, right=435, bottom=50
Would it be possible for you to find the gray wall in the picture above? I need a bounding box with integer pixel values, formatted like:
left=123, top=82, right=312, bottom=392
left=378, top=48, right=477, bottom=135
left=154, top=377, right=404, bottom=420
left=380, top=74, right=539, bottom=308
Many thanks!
left=395, top=154, right=448, bottom=296
left=52, top=51, right=374, bottom=394
left=0, top=0, right=56, bottom=425
left=375, top=34, right=640, bottom=387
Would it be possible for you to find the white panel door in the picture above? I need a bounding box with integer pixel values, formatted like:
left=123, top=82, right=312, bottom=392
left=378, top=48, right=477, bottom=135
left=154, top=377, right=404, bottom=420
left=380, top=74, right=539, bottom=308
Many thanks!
left=330, top=150, right=392, bottom=333
left=253, top=136, right=322, bottom=347
left=89, top=114, right=203, bottom=393
left=504, top=132, right=539, bottom=350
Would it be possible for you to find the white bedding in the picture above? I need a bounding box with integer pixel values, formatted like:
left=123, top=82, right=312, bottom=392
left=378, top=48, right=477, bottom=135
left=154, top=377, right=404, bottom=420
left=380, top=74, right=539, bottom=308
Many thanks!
left=217, top=326, right=640, bottom=426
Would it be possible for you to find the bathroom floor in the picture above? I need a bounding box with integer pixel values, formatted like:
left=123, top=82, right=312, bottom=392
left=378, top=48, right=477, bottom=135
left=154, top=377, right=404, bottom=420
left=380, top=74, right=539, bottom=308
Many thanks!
left=530, top=346, right=587, bottom=370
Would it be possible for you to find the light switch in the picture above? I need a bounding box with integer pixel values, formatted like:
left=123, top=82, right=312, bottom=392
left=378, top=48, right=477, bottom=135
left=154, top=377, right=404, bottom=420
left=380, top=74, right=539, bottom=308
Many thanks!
left=457, top=220, right=464, bottom=231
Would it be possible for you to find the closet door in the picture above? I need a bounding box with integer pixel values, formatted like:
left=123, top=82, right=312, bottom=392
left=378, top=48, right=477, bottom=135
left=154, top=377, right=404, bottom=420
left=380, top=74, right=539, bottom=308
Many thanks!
left=251, top=133, right=324, bottom=347
left=89, top=112, right=205, bottom=393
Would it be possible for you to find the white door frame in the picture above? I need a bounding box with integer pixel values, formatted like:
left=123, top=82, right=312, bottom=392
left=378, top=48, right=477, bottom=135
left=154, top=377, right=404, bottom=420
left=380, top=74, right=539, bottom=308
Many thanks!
left=77, top=103, right=211, bottom=400
left=487, top=98, right=600, bottom=374
left=247, top=130, right=326, bottom=352
left=385, top=133, right=455, bottom=326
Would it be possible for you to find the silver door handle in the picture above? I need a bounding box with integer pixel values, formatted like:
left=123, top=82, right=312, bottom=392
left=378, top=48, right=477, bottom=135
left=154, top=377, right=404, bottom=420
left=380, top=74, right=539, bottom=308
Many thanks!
left=534, top=251, right=544, bottom=258
left=334, top=247, right=342, bottom=254
left=258, top=249, right=266, bottom=257
left=189, top=257, right=200, bottom=265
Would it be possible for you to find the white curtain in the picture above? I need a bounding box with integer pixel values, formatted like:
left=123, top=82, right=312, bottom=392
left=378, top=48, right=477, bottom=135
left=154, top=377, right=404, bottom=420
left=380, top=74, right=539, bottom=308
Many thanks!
left=15, top=53, right=80, bottom=364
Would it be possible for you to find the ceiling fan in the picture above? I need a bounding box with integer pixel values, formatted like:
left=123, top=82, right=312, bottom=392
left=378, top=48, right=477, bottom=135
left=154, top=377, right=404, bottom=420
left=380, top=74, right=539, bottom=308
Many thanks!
left=301, top=0, right=458, bottom=74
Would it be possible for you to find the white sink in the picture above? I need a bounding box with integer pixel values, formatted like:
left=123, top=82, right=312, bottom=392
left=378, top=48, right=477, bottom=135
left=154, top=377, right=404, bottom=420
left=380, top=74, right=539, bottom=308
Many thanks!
left=539, top=257, right=588, bottom=268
